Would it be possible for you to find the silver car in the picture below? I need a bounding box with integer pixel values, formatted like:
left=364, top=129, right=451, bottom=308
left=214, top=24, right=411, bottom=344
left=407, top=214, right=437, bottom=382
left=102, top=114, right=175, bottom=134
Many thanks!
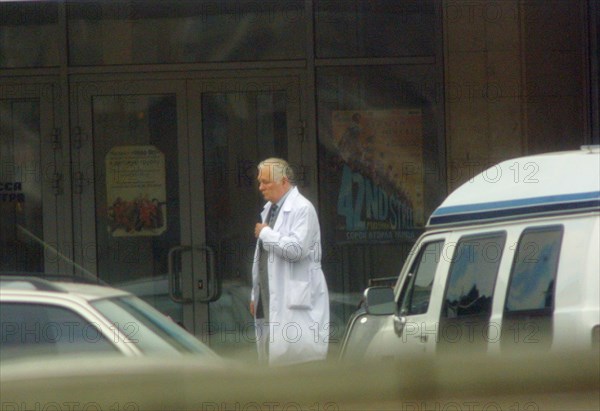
left=0, top=276, right=219, bottom=360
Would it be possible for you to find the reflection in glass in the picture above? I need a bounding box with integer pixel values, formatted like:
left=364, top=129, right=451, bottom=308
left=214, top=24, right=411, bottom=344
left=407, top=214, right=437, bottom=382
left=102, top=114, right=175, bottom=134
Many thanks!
left=443, top=233, right=506, bottom=319
left=365, top=286, right=395, bottom=315
left=501, top=227, right=562, bottom=352
left=67, top=0, right=305, bottom=65
left=505, top=227, right=563, bottom=312
left=438, top=233, right=506, bottom=352
left=316, top=65, right=443, bottom=320
left=399, top=240, right=442, bottom=316
left=0, top=100, right=43, bottom=272
left=92, top=94, right=181, bottom=323
left=202, top=91, right=286, bottom=356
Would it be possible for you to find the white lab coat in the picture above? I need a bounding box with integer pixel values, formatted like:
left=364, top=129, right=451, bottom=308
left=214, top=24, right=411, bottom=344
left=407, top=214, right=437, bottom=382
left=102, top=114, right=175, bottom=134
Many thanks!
left=251, top=186, right=330, bottom=366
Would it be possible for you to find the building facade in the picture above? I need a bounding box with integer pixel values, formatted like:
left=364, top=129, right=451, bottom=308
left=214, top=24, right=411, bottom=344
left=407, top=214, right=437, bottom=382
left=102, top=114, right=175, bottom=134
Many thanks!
left=1, top=0, right=598, bottom=357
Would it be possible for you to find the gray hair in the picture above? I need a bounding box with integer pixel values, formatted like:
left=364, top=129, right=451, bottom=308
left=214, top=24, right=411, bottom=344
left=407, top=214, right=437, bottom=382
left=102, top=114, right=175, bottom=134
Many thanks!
left=258, top=158, right=295, bottom=184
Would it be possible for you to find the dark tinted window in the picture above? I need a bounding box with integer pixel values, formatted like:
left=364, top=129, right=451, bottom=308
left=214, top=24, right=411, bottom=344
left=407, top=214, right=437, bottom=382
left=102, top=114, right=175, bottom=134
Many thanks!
left=398, top=240, right=443, bottom=315
left=67, top=0, right=305, bottom=65
left=0, top=100, right=44, bottom=272
left=442, top=233, right=506, bottom=319
left=316, top=61, right=444, bottom=315
left=0, top=303, right=117, bottom=359
left=0, top=1, right=59, bottom=68
left=505, top=226, right=563, bottom=313
left=315, top=0, right=436, bottom=58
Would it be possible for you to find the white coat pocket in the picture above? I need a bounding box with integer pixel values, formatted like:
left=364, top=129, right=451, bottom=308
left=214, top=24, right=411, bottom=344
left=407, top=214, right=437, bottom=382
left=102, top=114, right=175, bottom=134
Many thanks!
left=287, top=280, right=312, bottom=310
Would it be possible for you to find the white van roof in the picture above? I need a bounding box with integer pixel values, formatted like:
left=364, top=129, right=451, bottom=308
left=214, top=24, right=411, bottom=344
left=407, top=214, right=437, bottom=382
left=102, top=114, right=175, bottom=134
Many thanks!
left=428, top=146, right=600, bottom=227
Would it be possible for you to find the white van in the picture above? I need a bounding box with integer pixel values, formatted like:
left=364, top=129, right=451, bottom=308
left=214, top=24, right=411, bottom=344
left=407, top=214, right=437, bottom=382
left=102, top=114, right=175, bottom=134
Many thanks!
left=340, top=146, right=600, bottom=359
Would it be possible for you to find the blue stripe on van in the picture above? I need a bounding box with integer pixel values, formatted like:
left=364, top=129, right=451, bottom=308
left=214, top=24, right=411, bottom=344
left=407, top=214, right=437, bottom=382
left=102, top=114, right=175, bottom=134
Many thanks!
left=428, top=191, right=600, bottom=227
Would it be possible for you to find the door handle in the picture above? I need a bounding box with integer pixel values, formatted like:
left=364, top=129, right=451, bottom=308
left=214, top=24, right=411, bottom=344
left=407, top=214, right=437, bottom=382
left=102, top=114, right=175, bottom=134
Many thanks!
left=197, top=245, right=218, bottom=303
left=168, top=245, right=218, bottom=303
left=168, top=245, right=193, bottom=304
left=393, top=315, right=407, bottom=338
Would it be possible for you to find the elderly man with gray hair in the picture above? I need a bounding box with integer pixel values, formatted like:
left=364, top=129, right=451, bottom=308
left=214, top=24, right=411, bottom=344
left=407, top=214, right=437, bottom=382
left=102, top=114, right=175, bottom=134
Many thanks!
left=251, top=158, right=330, bottom=366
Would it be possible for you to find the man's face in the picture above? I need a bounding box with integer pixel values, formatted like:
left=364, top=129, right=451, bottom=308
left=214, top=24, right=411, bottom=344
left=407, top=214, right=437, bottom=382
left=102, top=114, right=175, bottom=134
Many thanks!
left=257, top=165, right=287, bottom=203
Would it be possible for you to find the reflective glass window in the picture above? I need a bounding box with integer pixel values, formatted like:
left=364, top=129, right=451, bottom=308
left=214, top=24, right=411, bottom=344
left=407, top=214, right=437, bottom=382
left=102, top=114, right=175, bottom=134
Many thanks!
left=202, top=91, right=287, bottom=355
left=316, top=64, right=443, bottom=309
left=67, top=0, right=305, bottom=65
left=505, top=226, right=563, bottom=313
left=315, top=0, right=437, bottom=58
left=0, top=100, right=44, bottom=272
left=442, top=233, right=506, bottom=319
left=92, top=94, right=180, bottom=293
left=317, top=65, right=443, bottom=241
left=398, top=240, right=443, bottom=316
left=500, top=226, right=562, bottom=352
left=0, top=1, right=59, bottom=68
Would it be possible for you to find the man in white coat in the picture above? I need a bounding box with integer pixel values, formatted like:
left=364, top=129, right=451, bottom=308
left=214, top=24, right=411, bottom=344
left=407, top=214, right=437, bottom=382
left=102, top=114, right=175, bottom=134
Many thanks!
left=251, top=158, right=330, bottom=366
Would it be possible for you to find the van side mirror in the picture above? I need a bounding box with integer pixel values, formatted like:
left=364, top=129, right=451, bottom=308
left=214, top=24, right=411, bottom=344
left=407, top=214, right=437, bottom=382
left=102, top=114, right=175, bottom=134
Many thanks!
left=363, top=286, right=395, bottom=315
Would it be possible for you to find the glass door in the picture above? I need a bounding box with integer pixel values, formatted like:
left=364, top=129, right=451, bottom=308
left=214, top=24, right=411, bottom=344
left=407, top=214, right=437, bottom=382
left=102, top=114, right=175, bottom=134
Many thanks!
left=0, top=79, right=70, bottom=275
left=72, top=78, right=199, bottom=331
left=72, top=75, right=305, bottom=355
left=188, top=76, right=304, bottom=358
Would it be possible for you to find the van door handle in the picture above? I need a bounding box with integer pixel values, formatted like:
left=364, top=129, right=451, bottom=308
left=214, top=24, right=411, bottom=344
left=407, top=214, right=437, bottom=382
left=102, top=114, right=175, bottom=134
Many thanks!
left=393, top=315, right=407, bottom=337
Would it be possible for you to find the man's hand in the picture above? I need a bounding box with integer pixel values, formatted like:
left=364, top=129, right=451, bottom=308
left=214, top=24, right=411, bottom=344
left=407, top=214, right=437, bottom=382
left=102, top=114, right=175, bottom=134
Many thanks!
left=249, top=301, right=255, bottom=317
left=255, top=223, right=268, bottom=238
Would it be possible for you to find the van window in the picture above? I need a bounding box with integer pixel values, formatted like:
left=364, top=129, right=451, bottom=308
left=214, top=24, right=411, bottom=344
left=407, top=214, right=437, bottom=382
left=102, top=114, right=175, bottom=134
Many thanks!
left=505, top=226, right=563, bottom=313
left=442, top=233, right=506, bottom=319
left=438, top=232, right=506, bottom=352
left=500, top=226, right=563, bottom=353
left=398, top=241, right=443, bottom=316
